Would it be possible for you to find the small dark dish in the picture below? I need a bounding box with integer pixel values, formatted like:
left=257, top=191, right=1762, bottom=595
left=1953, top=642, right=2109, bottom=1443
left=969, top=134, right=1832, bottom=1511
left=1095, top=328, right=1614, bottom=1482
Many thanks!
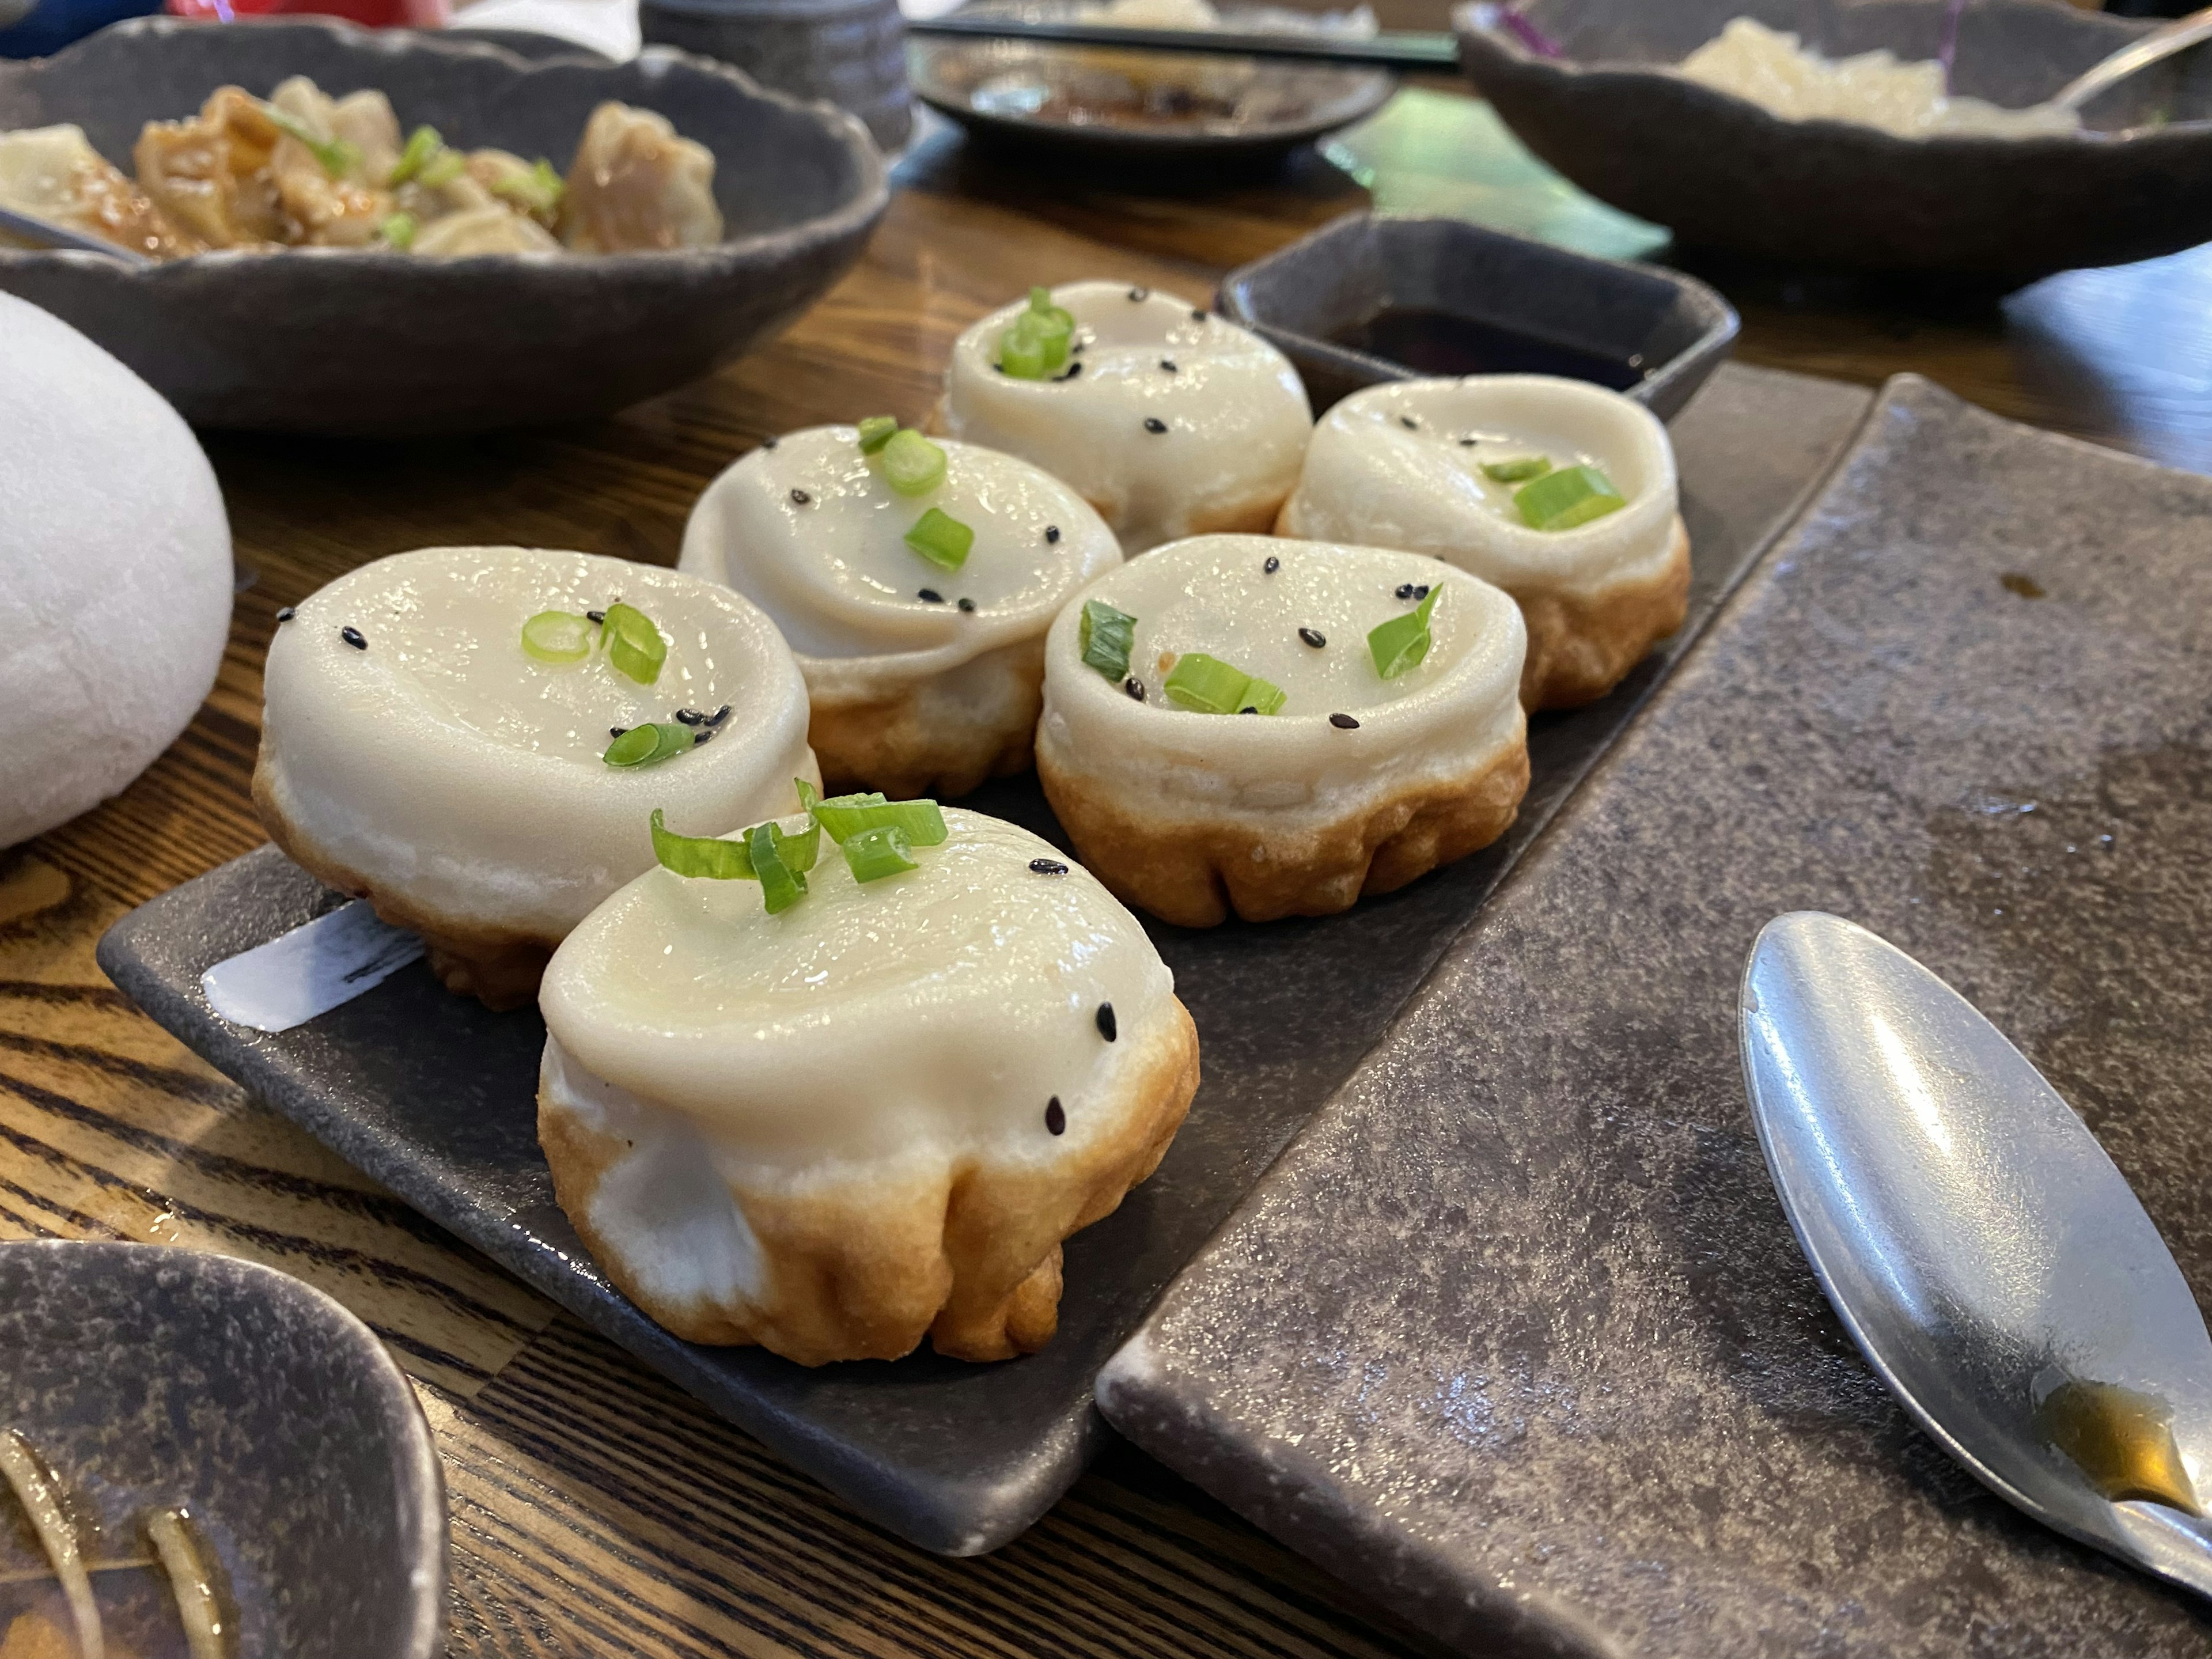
left=1218, top=210, right=1737, bottom=418
left=0, top=1240, right=444, bottom=1659
left=0, top=17, right=889, bottom=434
left=908, top=0, right=1394, bottom=165
left=1455, top=0, right=2212, bottom=280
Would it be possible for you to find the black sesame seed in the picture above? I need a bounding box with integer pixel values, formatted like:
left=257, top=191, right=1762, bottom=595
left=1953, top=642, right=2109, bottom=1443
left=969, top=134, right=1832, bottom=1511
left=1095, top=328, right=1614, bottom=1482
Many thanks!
left=1191, top=308, right=1207, bottom=322
left=1124, top=677, right=1146, bottom=701
left=1298, top=627, right=1326, bottom=648
left=763, top=437, right=778, bottom=450
left=1459, top=437, right=1478, bottom=447
left=790, top=488, right=812, bottom=506
left=1045, top=1097, right=1066, bottom=1135
left=1045, top=525, right=1062, bottom=544
left=993, top=363, right=1006, bottom=374
left=707, top=704, right=732, bottom=726
left=1128, top=286, right=1149, bottom=301
left=275, top=605, right=296, bottom=623
left=918, top=588, right=944, bottom=603
left=1159, top=359, right=1177, bottom=373
left=1097, top=1002, right=1117, bottom=1041
left=1330, top=712, right=1361, bottom=729
left=1263, top=555, right=1281, bottom=574
left=675, top=708, right=705, bottom=725
left=1414, top=584, right=1431, bottom=600
left=1143, top=417, right=1168, bottom=434
left=1030, top=858, right=1069, bottom=876
left=1072, top=340, right=1087, bottom=355
left=586, top=609, right=606, bottom=624
left=694, top=727, right=715, bottom=745
left=957, top=597, right=976, bottom=613
left=1395, top=582, right=1416, bottom=600
left=1400, top=415, right=1420, bottom=430
left=1240, top=707, right=1259, bottom=714
left=340, top=626, right=367, bottom=650
left=610, top=726, right=627, bottom=738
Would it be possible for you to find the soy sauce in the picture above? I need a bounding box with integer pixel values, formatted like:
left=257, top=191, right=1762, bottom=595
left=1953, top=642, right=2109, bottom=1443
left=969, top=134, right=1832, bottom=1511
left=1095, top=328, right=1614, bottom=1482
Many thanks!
left=1328, top=306, right=1646, bottom=391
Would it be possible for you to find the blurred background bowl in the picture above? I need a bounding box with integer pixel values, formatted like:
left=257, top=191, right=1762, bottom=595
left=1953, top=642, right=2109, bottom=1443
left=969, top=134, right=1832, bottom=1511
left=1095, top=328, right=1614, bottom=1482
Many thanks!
left=1454, top=0, right=2212, bottom=279
left=0, top=16, right=889, bottom=433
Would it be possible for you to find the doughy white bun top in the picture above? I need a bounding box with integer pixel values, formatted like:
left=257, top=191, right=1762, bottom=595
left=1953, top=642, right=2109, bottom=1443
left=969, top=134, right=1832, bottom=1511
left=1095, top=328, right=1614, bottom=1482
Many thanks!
left=259, top=546, right=816, bottom=940
left=1041, top=533, right=1526, bottom=808
left=677, top=426, right=1122, bottom=668
left=0, top=291, right=230, bottom=850
left=539, top=806, right=1173, bottom=1168
left=942, top=281, right=1313, bottom=554
left=1280, top=376, right=1680, bottom=596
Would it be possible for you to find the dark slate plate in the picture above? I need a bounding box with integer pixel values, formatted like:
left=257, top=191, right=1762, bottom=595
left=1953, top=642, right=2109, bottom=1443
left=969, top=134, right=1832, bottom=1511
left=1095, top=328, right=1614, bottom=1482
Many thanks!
left=0, top=1240, right=444, bottom=1659
left=95, top=362, right=1873, bottom=1558
left=1097, top=375, right=2212, bottom=1657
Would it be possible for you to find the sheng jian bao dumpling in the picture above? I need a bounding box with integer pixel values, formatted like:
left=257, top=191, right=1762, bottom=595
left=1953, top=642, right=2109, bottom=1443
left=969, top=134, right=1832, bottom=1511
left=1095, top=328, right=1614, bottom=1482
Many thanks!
left=254, top=547, right=816, bottom=1009
left=941, top=281, right=1312, bottom=555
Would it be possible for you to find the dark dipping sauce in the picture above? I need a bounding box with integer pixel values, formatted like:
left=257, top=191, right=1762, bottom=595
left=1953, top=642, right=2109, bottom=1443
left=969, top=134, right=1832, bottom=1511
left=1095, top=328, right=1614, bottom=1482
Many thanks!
left=1328, top=306, right=1646, bottom=391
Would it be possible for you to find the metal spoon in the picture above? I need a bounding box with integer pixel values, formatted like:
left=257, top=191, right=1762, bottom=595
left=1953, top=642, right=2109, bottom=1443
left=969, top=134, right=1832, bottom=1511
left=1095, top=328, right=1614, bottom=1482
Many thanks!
left=1739, top=911, right=2212, bottom=1600
left=0, top=204, right=152, bottom=267
left=2052, top=3, right=2212, bottom=112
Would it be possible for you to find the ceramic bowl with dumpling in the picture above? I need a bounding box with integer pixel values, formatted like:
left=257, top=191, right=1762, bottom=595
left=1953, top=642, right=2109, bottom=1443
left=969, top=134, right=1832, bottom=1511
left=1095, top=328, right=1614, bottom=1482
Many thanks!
left=0, top=16, right=888, bottom=433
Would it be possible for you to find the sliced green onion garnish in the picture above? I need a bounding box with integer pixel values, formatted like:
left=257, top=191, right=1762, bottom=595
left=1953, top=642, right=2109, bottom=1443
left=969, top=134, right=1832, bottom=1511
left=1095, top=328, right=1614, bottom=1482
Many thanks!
left=997, top=287, right=1077, bottom=379
left=1078, top=600, right=1137, bottom=681
left=1481, top=455, right=1552, bottom=484
left=748, top=821, right=806, bottom=914
left=1513, top=464, right=1627, bottom=531
left=855, top=415, right=898, bottom=454
left=264, top=106, right=359, bottom=179
left=387, top=124, right=444, bottom=186
left=419, top=148, right=467, bottom=188
left=520, top=609, right=594, bottom=663
left=796, top=777, right=821, bottom=813
left=491, top=158, right=565, bottom=217
left=842, top=823, right=919, bottom=882
left=649, top=808, right=753, bottom=878
left=809, top=793, right=948, bottom=846
left=904, top=507, right=973, bottom=570
left=378, top=211, right=418, bottom=251
left=604, top=723, right=691, bottom=768
left=1368, top=584, right=1443, bottom=681
left=1162, top=653, right=1279, bottom=715
left=600, top=602, right=666, bottom=685
left=880, top=429, right=947, bottom=497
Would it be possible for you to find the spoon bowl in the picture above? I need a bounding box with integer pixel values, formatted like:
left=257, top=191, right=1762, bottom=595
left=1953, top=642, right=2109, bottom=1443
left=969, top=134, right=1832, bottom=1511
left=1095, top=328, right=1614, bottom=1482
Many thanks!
left=1740, top=912, right=2212, bottom=1599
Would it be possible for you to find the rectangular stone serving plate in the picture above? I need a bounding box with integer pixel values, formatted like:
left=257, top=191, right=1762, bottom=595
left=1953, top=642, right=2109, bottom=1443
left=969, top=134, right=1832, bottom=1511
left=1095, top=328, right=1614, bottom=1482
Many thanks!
left=1099, top=376, right=2212, bottom=1656
left=96, top=362, right=1872, bottom=1558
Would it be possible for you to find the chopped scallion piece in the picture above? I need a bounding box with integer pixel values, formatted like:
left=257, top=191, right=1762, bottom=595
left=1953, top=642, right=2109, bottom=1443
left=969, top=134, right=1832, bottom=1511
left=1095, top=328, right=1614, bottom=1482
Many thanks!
left=1481, top=455, right=1552, bottom=484
left=749, top=821, right=807, bottom=914
left=521, top=609, right=594, bottom=663
left=904, top=507, right=974, bottom=570
left=1513, top=464, right=1627, bottom=531
left=387, top=124, right=445, bottom=186
left=855, top=415, right=898, bottom=454
left=796, top=777, right=821, bottom=813
left=880, top=429, right=947, bottom=497
left=1368, top=584, right=1444, bottom=681
left=649, top=808, right=753, bottom=878
left=1078, top=600, right=1137, bottom=681
left=604, top=723, right=692, bottom=768
left=264, top=106, right=359, bottom=179
left=1163, top=653, right=1280, bottom=715
left=419, top=148, right=467, bottom=188
left=842, top=823, right=919, bottom=882
left=491, top=157, right=565, bottom=218
left=810, top=793, right=948, bottom=846
left=600, top=602, right=667, bottom=685
left=997, top=287, right=1077, bottom=378
left=378, top=211, right=418, bottom=251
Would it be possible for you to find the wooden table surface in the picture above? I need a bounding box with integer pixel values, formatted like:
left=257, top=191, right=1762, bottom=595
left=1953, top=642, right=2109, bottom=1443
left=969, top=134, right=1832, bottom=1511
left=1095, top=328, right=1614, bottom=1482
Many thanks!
left=6, top=67, right=2211, bottom=1659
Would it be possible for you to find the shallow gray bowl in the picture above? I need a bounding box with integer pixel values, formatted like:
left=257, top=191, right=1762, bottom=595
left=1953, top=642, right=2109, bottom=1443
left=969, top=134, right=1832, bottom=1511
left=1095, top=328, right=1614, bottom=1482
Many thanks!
left=1454, top=0, right=2212, bottom=279
left=0, top=17, right=889, bottom=434
left=0, top=1240, right=444, bottom=1659
left=1218, top=209, right=1737, bottom=416
left=909, top=0, right=1393, bottom=166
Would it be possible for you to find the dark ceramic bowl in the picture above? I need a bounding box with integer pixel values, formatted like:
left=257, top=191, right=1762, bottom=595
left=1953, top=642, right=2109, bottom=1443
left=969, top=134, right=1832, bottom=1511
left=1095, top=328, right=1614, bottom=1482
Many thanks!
left=1454, top=0, right=2212, bottom=279
left=1218, top=210, right=1737, bottom=418
left=0, top=17, right=889, bottom=434
left=908, top=0, right=1393, bottom=165
left=0, top=1240, right=444, bottom=1659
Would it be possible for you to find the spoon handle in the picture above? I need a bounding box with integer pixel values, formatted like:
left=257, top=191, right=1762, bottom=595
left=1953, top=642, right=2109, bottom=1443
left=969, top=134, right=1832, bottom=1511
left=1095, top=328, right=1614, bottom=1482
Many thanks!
left=2052, top=3, right=2212, bottom=112
left=0, top=204, right=151, bottom=266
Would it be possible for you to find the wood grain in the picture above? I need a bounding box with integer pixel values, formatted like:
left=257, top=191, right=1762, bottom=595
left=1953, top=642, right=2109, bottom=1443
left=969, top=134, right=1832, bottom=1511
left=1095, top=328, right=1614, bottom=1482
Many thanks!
left=7, top=65, right=2206, bottom=1656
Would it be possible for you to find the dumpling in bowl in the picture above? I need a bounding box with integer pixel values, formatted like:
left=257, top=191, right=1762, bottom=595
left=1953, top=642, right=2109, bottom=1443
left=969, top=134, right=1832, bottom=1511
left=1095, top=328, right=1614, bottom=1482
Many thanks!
left=259, top=77, right=397, bottom=248
left=560, top=101, right=723, bottom=253
left=411, top=204, right=562, bottom=256
left=134, top=86, right=288, bottom=248
left=0, top=124, right=199, bottom=259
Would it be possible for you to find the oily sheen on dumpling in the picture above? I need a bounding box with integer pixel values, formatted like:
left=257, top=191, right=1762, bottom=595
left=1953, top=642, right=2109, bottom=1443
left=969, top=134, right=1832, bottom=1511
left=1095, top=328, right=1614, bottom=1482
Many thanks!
left=1037, top=533, right=1531, bottom=927
left=536, top=807, right=1200, bottom=1365
left=1279, top=375, right=1689, bottom=709
left=680, top=426, right=1122, bottom=797
left=941, top=282, right=1312, bottom=554
left=254, top=546, right=816, bottom=1009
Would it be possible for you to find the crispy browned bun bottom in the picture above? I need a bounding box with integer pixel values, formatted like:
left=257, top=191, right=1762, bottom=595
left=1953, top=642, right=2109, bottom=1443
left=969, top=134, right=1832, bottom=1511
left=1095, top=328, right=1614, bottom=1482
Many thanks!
left=537, top=997, right=1200, bottom=1366
left=806, top=638, right=1043, bottom=801
left=1517, top=516, right=1692, bottom=711
left=252, top=752, right=552, bottom=1011
left=1037, top=732, right=1531, bottom=929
